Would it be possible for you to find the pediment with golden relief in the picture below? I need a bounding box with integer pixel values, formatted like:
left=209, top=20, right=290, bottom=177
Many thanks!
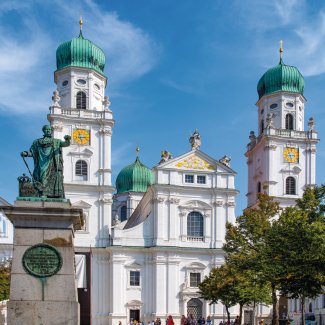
left=175, top=155, right=215, bottom=171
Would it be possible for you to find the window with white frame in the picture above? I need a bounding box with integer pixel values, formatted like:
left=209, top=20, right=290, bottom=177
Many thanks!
left=285, top=113, right=294, bottom=130
left=286, top=177, right=296, bottom=195
left=190, top=272, right=201, bottom=287
left=120, top=205, right=127, bottom=222
left=76, top=91, right=87, bottom=109
left=185, top=175, right=194, bottom=183
left=75, top=160, right=88, bottom=180
left=197, top=175, right=206, bottom=184
left=187, top=211, right=204, bottom=237
left=0, top=215, right=7, bottom=237
left=184, top=174, right=207, bottom=185
left=130, top=271, right=140, bottom=286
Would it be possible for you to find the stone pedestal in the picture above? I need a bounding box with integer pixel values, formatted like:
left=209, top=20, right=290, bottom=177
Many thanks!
left=1, top=200, right=83, bottom=325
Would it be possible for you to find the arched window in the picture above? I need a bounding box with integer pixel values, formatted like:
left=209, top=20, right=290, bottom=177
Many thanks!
left=285, top=113, right=294, bottom=130
left=260, top=119, right=264, bottom=134
left=120, top=206, right=127, bottom=222
left=187, top=211, right=203, bottom=238
left=286, top=177, right=296, bottom=195
left=75, top=160, right=88, bottom=180
left=0, top=216, right=7, bottom=236
left=257, top=182, right=262, bottom=193
left=76, top=91, right=87, bottom=109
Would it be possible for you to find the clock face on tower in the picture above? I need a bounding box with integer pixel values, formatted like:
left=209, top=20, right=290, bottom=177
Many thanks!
left=73, top=129, right=90, bottom=145
left=283, top=147, right=299, bottom=163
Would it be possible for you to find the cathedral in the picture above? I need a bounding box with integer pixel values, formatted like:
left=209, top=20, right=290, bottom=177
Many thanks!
left=0, top=22, right=321, bottom=325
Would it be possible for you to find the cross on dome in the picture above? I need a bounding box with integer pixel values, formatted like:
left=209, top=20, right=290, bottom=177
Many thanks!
left=280, top=40, right=283, bottom=62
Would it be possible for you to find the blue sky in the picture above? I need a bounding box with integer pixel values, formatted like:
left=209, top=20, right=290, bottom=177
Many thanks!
left=0, top=0, right=324, bottom=215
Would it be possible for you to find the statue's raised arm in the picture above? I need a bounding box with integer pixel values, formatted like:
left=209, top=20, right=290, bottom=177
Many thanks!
left=61, top=134, right=71, bottom=147
left=20, top=125, right=71, bottom=199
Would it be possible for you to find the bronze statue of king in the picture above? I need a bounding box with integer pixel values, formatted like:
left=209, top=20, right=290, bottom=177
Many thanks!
left=21, top=125, right=71, bottom=198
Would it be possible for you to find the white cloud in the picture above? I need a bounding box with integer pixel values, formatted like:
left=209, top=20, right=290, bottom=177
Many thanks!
left=292, top=12, right=325, bottom=76
left=52, top=0, right=160, bottom=85
left=0, top=0, right=159, bottom=114
left=111, top=142, right=134, bottom=178
left=0, top=16, right=53, bottom=114
left=235, top=0, right=325, bottom=77
left=233, top=0, right=303, bottom=31
left=273, top=0, right=302, bottom=25
left=161, top=78, right=201, bottom=95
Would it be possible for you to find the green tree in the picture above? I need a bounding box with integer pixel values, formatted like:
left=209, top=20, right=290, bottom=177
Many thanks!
left=0, top=259, right=11, bottom=301
left=296, top=185, right=325, bottom=222
left=223, top=193, right=283, bottom=325
left=198, top=264, right=239, bottom=324
left=199, top=262, right=271, bottom=325
left=266, top=186, right=325, bottom=325
left=202, top=186, right=325, bottom=325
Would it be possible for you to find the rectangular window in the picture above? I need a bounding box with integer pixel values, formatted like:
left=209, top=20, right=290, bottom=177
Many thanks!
left=185, top=175, right=194, bottom=183
left=197, top=175, right=206, bottom=184
left=323, top=294, right=325, bottom=308
left=189, top=272, right=201, bottom=287
left=130, top=271, right=140, bottom=286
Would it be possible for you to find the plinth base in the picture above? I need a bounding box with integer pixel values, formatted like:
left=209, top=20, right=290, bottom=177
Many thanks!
left=1, top=201, right=83, bottom=325
left=8, top=301, right=79, bottom=325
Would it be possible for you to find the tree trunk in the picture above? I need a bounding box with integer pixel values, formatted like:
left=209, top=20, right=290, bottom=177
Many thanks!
left=239, top=304, right=243, bottom=325
left=226, top=305, right=231, bottom=325
left=301, top=296, right=305, bottom=325
left=272, top=283, right=279, bottom=325
left=253, top=301, right=256, bottom=325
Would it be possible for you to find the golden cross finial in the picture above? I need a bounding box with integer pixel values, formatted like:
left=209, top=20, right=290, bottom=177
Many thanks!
left=280, top=40, right=283, bottom=60
left=79, top=15, right=83, bottom=32
left=136, top=146, right=140, bottom=158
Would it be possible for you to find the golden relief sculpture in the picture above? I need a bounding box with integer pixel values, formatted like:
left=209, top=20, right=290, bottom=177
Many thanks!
left=175, top=156, right=215, bottom=170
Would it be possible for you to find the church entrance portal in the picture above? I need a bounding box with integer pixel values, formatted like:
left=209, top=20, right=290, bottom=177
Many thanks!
left=130, top=309, right=140, bottom=322
left=187, top=298, right=203, bottom=320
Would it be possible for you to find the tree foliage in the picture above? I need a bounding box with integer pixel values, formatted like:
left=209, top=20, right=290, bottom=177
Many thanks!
left=0, top=259, right=11, bottom=301
left=223, top=193, right=282, bottom=325
left=266, top=185, right=325, bottom=325
left=200, top=185, right=325, bottom=325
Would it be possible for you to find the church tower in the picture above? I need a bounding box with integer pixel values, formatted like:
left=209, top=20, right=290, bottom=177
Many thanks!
left=48, top=20, right=115, bottom=248
left=245, top=44, right=319, bottom=208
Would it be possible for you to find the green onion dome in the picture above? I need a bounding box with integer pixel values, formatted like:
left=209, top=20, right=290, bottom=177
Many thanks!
left=116, top=157, right=154, bottom=194
left=56, top=31, right=106, bottom=76
left=257, top=58, right=304, bottom=99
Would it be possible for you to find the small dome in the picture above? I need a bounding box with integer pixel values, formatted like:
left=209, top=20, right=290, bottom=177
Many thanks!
left=56, top=32, right=106, bottom=76
left=116, top=157, right=154, bottom=194
left=257, top=59, right=304, bottom=99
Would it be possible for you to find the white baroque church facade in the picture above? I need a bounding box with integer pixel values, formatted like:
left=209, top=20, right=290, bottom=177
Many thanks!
left=0, top=26, right=322, bottom=325
left=47, top=27, right=239, bottom=325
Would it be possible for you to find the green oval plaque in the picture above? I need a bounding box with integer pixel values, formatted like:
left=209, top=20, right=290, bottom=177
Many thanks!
left=22, top=244, right=62, bottom=278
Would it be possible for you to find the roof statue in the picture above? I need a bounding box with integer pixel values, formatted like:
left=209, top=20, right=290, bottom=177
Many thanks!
left=159, top=150, right=172, bottom=164
left=103, top=96, right=111, bottom=110
left=51, top=90, right=61, bottom=107
left=189, top=129, right=201, bottom=150
left=20, top=125, right=71, bottom=199
left=308, top=117, right=315, bottom=131
left=266, top=112, right=275, bottom=128
left=219, top=155, right=231, bottom=168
